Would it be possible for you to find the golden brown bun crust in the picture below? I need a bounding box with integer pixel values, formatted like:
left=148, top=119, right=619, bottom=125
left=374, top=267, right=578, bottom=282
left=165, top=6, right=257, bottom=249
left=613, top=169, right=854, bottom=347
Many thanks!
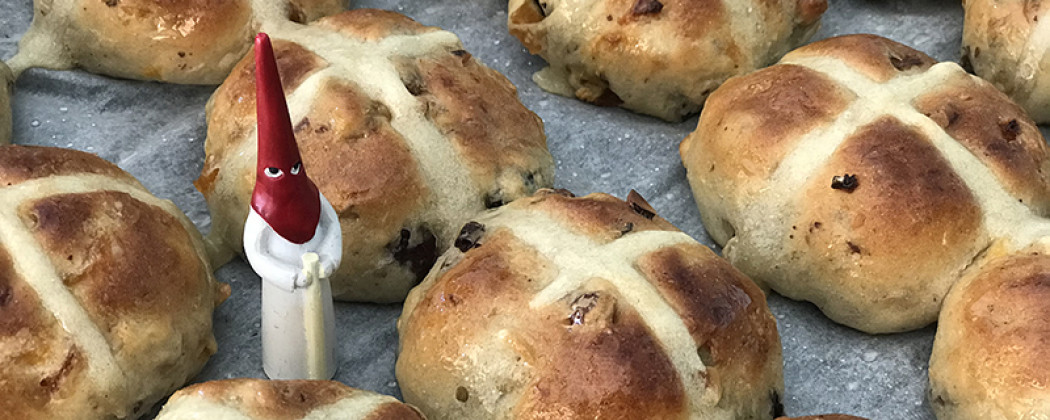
left=365, top=402, right=427, bottom=420
left=962, top=0, right=1050, bottom=123
left=0, top=145, right=224, bottom=420
left=287, top=0, right=347, bottom=22
left=930, top=243, right=1050, bottom=419
left=10, top=0, right=348, bottom=84
left=397, top=190, right=783, bottom=419
left=680, top=34, right=1050, bottom=333
left=683, top=63, right=855, bottom=245
left=788, top=117, right=983, bottom=330
left=70, top=0, right=254, bottom=83
left=199, top=9, right=553, bottom=303
left=507, top=0, right=827, bottom=120
left=315, top=8, right=436, bottom=41
left=0, top=145, right=130, bottom=184
left=161, top=379, right=425, bottom=420
left=784, top=34, right=937, bottom=82
left=914, top=73, right=1050, bottom=213
left=413, top=51, right=549, bottom=197
left=184, top=379, right=353, bottom=419
left=22, top=192, right=207, bottom=341
left=0, top=245, right=88, bottom=416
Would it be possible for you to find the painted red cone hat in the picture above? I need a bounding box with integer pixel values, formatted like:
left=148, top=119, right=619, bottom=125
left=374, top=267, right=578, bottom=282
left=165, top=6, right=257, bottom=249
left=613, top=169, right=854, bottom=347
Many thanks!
left=250, top=32, right=321, bottom=244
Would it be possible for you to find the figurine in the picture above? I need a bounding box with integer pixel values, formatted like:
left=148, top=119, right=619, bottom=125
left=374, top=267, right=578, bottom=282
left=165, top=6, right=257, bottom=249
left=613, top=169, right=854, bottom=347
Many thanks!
left=243, top=33, right=342, bottom=380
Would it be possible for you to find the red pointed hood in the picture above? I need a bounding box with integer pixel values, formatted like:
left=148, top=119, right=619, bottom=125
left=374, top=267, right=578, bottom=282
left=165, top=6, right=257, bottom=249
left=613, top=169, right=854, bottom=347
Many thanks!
left=250, top=33, right=321, bottom=244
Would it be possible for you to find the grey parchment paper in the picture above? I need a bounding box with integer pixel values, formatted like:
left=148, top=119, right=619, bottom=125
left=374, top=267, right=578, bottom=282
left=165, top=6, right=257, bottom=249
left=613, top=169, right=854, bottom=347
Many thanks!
left=2, top=0, right=1047, bottom=418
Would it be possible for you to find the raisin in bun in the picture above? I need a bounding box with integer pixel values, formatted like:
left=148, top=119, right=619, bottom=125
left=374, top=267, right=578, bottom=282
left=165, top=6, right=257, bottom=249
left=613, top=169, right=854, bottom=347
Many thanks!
left=962, top=0, right=1050, bottom=123
left=507, top=0, right=827, bottom=121
left=929, top=238, right=1050, bottom=419
left=397, top=189, right=783, bottom=419
left=197, top=9, right=554, bottom=303
left=8, top=0, right=347, bottom=84
left=0, top=145, right=228, bottom=419
left=680, top=34, right=1050, bottom=333
left=156, top=379, right=424, bottom=420
left=0, top=61, right=11, bottom=144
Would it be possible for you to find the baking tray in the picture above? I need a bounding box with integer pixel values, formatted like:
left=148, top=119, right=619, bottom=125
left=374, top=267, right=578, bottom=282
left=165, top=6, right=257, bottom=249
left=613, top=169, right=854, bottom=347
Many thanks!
left=2, top=0, right=1047, bottom=418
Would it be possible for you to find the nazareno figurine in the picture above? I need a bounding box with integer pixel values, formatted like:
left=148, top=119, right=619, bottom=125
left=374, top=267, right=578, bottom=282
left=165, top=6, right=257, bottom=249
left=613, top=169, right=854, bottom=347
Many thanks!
left=243, top=33, right=342, bottom=380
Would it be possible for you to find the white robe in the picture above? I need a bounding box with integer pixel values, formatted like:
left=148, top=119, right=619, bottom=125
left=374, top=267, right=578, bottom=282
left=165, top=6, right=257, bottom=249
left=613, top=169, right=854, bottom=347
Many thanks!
left=243, top=194, right=342, bottom=380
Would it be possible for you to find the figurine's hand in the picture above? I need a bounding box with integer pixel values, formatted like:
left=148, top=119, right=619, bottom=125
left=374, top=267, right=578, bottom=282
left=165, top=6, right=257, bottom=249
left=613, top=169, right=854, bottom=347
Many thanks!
left=320, top=260, right=338, bottom=278
left=294, top=270, right=313, bottom=288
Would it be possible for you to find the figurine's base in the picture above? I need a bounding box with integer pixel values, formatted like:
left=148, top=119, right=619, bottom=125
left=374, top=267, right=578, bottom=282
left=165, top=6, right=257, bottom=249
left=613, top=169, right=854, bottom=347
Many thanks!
left=261, top=276, right=337, bottom=380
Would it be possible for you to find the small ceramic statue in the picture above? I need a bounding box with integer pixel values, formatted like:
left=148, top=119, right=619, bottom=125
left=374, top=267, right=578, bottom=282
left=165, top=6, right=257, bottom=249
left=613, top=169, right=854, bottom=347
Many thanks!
left=243, top=33, right=342, bottom=380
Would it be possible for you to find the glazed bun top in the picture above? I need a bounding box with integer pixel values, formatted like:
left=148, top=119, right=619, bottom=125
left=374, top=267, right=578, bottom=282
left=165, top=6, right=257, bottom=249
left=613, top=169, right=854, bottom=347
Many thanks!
left=9, top=0, right=348, bottom=84
left=156, top=379, right=424, bottom=420
left=197, top=9, right=554, bottom=303
left=680, top=34, right=1050, bottom=333
left=508, top=0, right=827, bottom=120
left=929, top=238, right=1050, bottom=420
left=398, top=189, right=784, bottom=420
left=0, top=145, right=227, bottom=420
left=962, top=0, right=1050, bottom=123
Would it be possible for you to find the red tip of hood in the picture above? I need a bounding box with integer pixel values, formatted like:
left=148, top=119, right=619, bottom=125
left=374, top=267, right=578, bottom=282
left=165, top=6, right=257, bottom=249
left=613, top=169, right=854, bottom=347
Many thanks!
left=250, top=32, right=322, bottom=244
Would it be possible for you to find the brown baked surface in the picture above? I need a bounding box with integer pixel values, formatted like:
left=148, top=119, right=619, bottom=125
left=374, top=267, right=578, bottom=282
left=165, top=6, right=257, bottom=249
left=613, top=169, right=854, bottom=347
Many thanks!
left=198, top=9, right=554, bottom=303
left=9, top=0, right=348, bottom=84
left=158, top=379, right=424, bottom=420
left=680, top=34, right=1050, bottom=333
left=397, top=190, right=783, bottom=419
left=930, top=241, right=1050, bottom=419
left=507, top=0, right=827, bottom=120
left=0, top=145, right=225, bottom=419
left=962, top=0, right=1050, bottom=123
